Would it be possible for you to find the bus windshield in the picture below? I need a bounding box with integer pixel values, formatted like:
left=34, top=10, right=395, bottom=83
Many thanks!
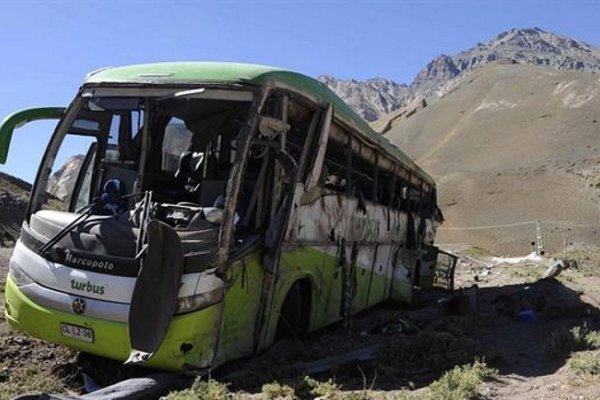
left=32, top=90, right=254, bottom=229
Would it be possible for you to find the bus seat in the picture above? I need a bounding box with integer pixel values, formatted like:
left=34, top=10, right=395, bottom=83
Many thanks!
left=199, top=180, right=227, bottom=207
left=99, top=162, right=139, bottom=194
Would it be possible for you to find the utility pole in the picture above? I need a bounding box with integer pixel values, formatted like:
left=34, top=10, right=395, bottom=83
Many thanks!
left=535, top=220, right=545, bottom=256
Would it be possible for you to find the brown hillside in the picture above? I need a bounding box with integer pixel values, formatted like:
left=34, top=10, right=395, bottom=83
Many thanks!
left=0, top=172, right=31, bottom=245
left=386, top=63, right=600, bottom=254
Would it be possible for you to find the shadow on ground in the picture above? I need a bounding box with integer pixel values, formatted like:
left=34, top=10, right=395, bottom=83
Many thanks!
left=214, top=278, right=599, bottom=393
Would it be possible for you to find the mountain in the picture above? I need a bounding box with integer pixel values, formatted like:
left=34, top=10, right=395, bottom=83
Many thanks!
left=318, top=76, right=409, bottom=122
left=385, top=63, right=600, bottom=254
left=47, top=155, right=85, bottom=201
left=0, top=169, right=71, bottom=245
left=0, top=172, right=31, bottom=245
left=412, top=27, right=600, bottom=100
left=322, top=28, right=600, bottom=122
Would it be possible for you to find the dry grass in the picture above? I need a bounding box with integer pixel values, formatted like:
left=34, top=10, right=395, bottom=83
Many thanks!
left=425, top=360, right=497, bottom=400
left=302, top=376, right=341, bottom=398
left=0, top=367, right=69, bottom=400
left=89, top=358, right=499, bottom=400
left=463, top=246, right=493, bottom=259
left=568, top=351, right=600, bottom=377
left=504, top=263, right=543, bottom=281
left=261, top=381, right=296, bottom=399
left=165, top=378, right=230, bottom=400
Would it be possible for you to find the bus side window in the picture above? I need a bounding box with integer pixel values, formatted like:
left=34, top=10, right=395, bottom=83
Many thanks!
left=321, top=137, right=347, bottom=193
left=409, top=184, right=422, bottom=212
left=285, top=98, right=321, bottom=177
left=398, top=181, right=409, bottom=212
left=380, top=171, right=394, bottom=207
left=350, top=148, right=375, bottom=202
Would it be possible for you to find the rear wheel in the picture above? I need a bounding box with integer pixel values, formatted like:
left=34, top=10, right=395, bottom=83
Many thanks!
left=276, top=280, right=311, bottom=340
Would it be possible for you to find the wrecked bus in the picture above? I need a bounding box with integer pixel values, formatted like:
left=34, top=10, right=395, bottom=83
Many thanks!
left=0, top=62, right=451, bottom=372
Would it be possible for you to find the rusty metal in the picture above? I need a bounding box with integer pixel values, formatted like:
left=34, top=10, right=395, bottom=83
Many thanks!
left=296, top=108, right=322, bottom=183
left=254, top=147, right=299, bottom=352
left=297, top=344, right=380, bottom=374
left=306, top=104, right=332, bottom=191
left=216, top=87, right=268, bottom=275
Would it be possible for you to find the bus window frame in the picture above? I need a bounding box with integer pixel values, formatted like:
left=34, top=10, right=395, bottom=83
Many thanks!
left=305, top=104, right=333, bottom=191
left=27, top=95, right=87, bottom=218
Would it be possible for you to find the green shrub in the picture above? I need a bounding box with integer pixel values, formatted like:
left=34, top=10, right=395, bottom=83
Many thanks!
left=426, top=360, right=496, bottom=400
left=463, top=246, right=492, bottom=259
left=297, top=375, right=340, bottom=398
left=261, top=381, right=295, bottom=399
left=166, top=378, right=229, bottom=400
left=568, top=351, right=600, bottom=377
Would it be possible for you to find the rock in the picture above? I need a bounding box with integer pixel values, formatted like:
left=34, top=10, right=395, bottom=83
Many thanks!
left=318, top=75, right=409, bottom=122
left=47, top=154, right=85, bottom=201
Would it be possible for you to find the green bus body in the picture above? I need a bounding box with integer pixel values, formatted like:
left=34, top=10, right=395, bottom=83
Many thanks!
left=2, top=62, right=448, bottom=372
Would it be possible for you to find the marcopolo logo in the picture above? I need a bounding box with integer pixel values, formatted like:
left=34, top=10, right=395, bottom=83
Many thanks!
left=64, top=251, right=115, bottom=271
left=70, top=279, right=106, bottom=295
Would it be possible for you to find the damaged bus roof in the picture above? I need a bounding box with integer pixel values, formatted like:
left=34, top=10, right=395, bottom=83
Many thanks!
left=85, top=62, right=434, bottom=185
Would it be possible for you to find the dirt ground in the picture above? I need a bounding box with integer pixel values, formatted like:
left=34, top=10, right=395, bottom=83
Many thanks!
left=2, top=244, right=600, bottom=399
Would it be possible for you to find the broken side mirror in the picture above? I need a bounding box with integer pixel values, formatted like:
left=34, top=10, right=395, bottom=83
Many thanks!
left=0, top=107, right=65, bottom=164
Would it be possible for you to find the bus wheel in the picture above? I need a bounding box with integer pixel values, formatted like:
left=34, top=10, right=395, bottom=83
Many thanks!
left=276, top=279, right=311, bottom=340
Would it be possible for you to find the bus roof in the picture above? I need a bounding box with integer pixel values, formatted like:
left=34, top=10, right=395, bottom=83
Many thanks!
left=85, top=62, right=434, bottom=185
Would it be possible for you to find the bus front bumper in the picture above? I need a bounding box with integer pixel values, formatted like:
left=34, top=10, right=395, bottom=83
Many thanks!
left=4, top=275, right=219, bottom=372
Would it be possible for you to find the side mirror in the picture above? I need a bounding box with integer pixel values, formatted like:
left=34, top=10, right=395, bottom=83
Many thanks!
left=0, top=107, right=65, bottom=164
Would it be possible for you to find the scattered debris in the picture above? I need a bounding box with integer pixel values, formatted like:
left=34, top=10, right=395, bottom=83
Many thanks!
left=491, top=252, right=542, bottom=265
left=542, top=257, right=578, bottom=279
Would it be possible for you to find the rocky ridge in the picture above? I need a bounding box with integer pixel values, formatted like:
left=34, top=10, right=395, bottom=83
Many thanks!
left=320, top=27, right=600, bottom=122
left=47, top=155, right=85, bottom=201
left=318, top=76, right=409, bottom=122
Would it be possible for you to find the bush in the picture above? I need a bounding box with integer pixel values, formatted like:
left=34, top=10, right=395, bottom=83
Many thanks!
left=568, top=351, right=600, bottom=377
left=296, top=375, right=340, bottom=398
left=261, top=381, right=295, bottom=399
left=166, top=378, right=229, bottom=400
left=426, top=360, right=497, bottom=400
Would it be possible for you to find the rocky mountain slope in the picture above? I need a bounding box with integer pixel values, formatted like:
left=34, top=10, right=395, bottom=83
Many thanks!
left=0, top=158, right=78, bottom=245
left=321, top=27, right=600, bottom=122
left=386, top=62, right=600, bottom=254
left=318, top=76, right=409, bottom=122
left=413, top=27, right=600, bottom=100
left=47, top=155, right=85, bottom=201
left=0, top=172, right=31, bottom=245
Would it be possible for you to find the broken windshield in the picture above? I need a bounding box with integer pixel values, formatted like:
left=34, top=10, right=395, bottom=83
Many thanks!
left=30, top=89, right=255, bottom=232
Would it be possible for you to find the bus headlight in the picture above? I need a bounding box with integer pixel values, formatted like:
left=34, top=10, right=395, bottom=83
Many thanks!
left=175, top=290, right=222, bottom=315
left=8, top=261, right=34, bottom=287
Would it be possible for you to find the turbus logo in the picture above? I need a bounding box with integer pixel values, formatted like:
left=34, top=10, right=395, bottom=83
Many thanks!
left=70, top=279, right=106, bottom=295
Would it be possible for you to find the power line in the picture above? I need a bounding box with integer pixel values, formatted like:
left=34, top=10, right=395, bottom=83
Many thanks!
left=438, top=221, right=537, bottom=230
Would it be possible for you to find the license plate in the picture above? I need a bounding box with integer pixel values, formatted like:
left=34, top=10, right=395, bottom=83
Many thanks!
left=60, top=323, right=94, bottom=343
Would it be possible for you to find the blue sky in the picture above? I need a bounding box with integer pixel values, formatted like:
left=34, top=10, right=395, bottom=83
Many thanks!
left=1, top=0, right=599, bottom=182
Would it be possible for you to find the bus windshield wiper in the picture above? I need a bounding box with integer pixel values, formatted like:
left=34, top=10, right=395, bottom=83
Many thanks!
left=37, top=191, right=151, bottom=256
left=37, top=203, right=97, bottom=256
